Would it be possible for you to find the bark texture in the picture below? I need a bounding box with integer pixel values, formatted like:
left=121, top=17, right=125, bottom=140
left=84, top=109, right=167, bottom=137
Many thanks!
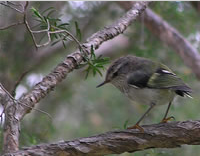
left=119, top=2, right=200, bottom=80
left=0, top=86, right=20, bottom=153
left=3, top=120, right=200, bottom=156
left=2, top=1, right=150, bottom=153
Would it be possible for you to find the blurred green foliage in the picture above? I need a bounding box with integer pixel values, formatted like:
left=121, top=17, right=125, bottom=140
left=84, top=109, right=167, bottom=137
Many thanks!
left=0, top=1, right=200, bottom=155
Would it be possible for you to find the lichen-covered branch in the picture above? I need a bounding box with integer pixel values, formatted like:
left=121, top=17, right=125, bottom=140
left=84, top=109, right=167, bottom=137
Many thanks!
left=119, top=2, right=200, bottom=80
left=2, top=1, right=150, bottom=153
left=3, top=120, right=200, bottom=156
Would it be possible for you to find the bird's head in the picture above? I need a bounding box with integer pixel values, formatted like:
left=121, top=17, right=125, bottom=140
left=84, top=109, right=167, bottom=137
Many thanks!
left=96, top=56, right=133, bottom=88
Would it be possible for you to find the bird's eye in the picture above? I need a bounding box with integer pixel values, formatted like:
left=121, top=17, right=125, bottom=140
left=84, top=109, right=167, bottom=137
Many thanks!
left=112, top=71, right=118, bottom=78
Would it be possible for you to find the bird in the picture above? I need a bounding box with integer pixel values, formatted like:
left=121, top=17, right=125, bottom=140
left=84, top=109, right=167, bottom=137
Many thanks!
left=96, top=55, right=192, bottom=131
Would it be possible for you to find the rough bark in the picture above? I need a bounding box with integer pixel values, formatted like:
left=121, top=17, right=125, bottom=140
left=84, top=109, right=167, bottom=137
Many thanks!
left=3, top=120, right=200, bottom=156
left=0, top=86, right=20, bottom=153
left=119, top=2, right=200, bottom=80
left=2, top=1, right=150, bottom=153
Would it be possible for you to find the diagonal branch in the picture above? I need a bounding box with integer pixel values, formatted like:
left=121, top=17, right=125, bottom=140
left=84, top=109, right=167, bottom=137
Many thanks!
left=119, top=2, right=200, bottom=80
left=0, top=22, right=24, bottom=30
left=0, top=2, right=24, bottom=14
left=3, top=120, right=200, bottom=156
left=143, top=8, right=200, bottom=79
left=2, top=1, right=150, bottom=153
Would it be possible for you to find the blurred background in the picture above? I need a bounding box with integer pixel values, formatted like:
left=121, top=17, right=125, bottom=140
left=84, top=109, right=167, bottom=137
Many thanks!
left=0, top=1, right=200, bottom=156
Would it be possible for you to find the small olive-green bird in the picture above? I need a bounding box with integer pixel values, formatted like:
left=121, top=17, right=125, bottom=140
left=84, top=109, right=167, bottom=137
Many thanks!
left=97, top=55, right=192, bottom=131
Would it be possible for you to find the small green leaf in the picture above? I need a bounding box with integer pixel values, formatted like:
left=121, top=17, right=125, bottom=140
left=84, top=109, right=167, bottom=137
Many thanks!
left=96, top=64, right=104, bottom=68
left=32, top=22, right=42, bottom=29
left=49, top=18, right=61, bottom=22
left=33, top=18, right=43, bottom=23
left=75, top=21, right=82, bottom=41
left=85, top=66, right=91, bottom=79
left=51, top=39, right=60, bottom=46
left=94, top=67, right=103, bottom=76
left=58, top=23, right=69, bottom=27
left=123, top=119, right=129, bottom=129
left=92, top=68, right=96, bottom=76
left=76, top=63, right=87, bottom=69
left=62, top=40, right=67, bottom=49
left=47, top=10, right=56, bottom=18
left=43, top=16, right=48, bottom=23
left=90, top=45, right=96, bottom=59
left=42, top=7, right=55, bottom=15
left=31, top=7, right=43, bottom=21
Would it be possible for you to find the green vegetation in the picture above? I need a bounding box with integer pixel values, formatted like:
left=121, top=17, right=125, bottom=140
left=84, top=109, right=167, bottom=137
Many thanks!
left=0, top=1, right=200, bottom=155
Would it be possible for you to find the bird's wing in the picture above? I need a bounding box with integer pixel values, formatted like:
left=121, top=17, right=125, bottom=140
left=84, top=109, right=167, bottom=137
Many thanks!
left=127, top=63, right=192, bottom=97
left=127, top=70, right=151, bottom=88
left=147, top=66, right=192, bottom=97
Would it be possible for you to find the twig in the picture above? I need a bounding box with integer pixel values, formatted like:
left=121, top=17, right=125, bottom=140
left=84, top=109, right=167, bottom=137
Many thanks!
left=0, top=2, right=25, bottom=31
left=11, top=70, right=30, bottom=97
left=24, top=18, right=51, bottom=48
left=51, top=26, right=82, bottom=49
left=25, top=20, right=82, bottom=49
left=0, top=2, right=24, bottom=14
left=23, top=3, right=39, bottom=50
left=0, top=21, right=24, bottom=30
left=24, top=17, right=37, bottom=50
left=24, top=18, right=82, bottom=49
left=7, top=1, right=23, bottom=7
left=0, top=83, right=52, bottom=120
left=0, top=1, right=83, bottom=51
left=23, top=1, right=29, bottom=12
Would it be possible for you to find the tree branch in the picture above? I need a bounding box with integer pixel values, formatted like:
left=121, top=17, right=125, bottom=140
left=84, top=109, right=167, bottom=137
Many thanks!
left=0, top=2, right=24, bottom=14
left=0, top=22, right=24, bottom=30
left=2, top=1, right=150, bottom=153
left=3, top=120, right=200, bottom=156
left=119, top=2, right=200, bottom=80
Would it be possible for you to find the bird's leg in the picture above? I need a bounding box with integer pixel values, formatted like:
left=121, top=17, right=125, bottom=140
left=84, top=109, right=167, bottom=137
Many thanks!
left=161, top=101, right=175, bottom=123
left=127, top=103, right=155, bottom=132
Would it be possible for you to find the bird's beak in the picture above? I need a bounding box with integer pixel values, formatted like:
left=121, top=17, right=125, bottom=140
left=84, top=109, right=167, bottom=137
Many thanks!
left=96, top=80, right=109, bottom=88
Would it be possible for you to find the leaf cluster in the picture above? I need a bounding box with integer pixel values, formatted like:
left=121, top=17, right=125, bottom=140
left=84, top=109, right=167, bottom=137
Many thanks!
left=31, top=7, right=71, bottom=48
left=79, top=45, right=110, bottom=79
left=31, top=7, right=110, bottom=78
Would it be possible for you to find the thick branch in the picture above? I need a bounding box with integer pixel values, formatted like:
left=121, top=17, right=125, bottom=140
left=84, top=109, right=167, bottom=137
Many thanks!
left=3, top=1, right=150, bottom=153
left=119, top=2, right=200, bottom=80
left=0, top=85, right=19, bottom=153
left=3, top=120, right=200, bottom=156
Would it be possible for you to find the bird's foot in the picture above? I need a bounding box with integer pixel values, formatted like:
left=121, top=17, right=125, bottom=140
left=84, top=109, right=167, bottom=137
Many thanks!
left=127, top=124, right=144, bottom=132
left=160, top=116, right=175, bottom=123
